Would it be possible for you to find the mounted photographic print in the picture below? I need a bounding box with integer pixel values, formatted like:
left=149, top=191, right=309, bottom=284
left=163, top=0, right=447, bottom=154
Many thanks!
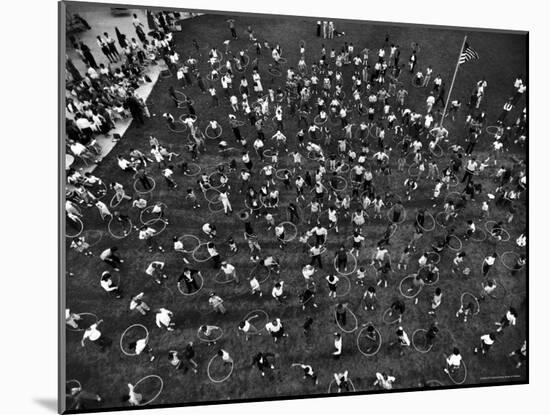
left=60, top=1, right=528, bottom=412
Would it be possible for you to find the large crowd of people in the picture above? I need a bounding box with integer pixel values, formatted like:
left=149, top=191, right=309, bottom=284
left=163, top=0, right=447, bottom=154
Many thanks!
left=65, top=10, right=527, bottom=410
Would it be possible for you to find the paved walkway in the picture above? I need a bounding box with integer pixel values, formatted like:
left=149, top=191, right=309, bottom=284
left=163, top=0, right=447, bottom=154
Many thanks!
left=64, top=5, right=199, bottom=173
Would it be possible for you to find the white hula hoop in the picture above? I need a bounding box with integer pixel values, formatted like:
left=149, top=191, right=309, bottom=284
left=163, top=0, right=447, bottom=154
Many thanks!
left=486, top=126, right=501, bottom=136
left=207, top=355, right=234, bottom=383
left=382, top=308, right=401, bottom=325
left=445, top=360, right=468, bottom=385
left=207, top=171, right=225, bottom=189
left=427, top=251, right=441, bottom=265
left=417, top=212, right=436, bottom=232
left=134, top=375, right=164, bottom=406
left=422, top=268, right=440, bottom=286
left=198, top=326, right=224, bottom=343
left=208, top=200, right=225, bottom=214
left=448, top=235, right=462, bottom=251
left=183, top=163, right=202, bottom=177
left=66, top=379, right=82, bottom=391
left=192, top=243, right=213, bottom=263
left=120, top=324, right=149, bottom=357
left=335, top=275, right=352, bottom=298
left=329, top=176, right=348, bottom=192
left=81, top=229, right=103, bottom=247
left=177, top=273, right=204, bottom=296
left=205, top=124, right=223, bottom=139
left=460, top=292, right=480, bottom=315
left=334, top=305, right=358, bottom=333
left=109, top=193, right=125, bottom=208
left=66, top=216, right=84, bottom=238
left=356, top=325, right=382, bottom=357
left=168, top=121, right=187, bottom=133
left=204, top=188, right=221, bottom=203
left=485, top=222, right=511, bottom=242
left=387, top=207, right=407, bottom=224
left=249, top=263, right=272, bottom=284
left=412, top=329, right=434, bottom=353
left=66, top=312, right=98, bottom=332
left=133, top=177, right=156, bottom=194
left=333, top=253, right=358, bottom=276
left=399, top=274, right=423, bottom=299
left=500, top=251, right=524, bottom=271
left=177, top=234, right=201, bottom=253
left=242, top=309, right=269, bottom=335
left=107, top=217, right=133, bottom=239
left=328, top=379, right=356, bottom=393
left=140, top=204, right=167, bottom=225
left=279, top=221, right=298, bottom=242
left=470, top=228, right=487, bottom=242
left=275, top=169, right=291, bottom=180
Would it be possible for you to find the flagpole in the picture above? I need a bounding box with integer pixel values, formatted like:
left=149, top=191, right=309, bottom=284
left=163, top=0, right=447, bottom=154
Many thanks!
left=439, top=35, right=468, bottom=128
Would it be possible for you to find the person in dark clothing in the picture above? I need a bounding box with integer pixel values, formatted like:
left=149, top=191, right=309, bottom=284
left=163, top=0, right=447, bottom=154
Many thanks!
left=79, top=42, right=97, bottom=69
left=177, top=268, right=201, bottom=294
left=334, top=245, right=348, bottom=272
left=124, top=94, right=145, bottom=125
left=252, top=352, right=276, bottom=376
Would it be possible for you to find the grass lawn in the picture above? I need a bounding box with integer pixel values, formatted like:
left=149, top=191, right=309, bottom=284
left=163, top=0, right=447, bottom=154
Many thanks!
left=64, top=11, right=527, bottom=412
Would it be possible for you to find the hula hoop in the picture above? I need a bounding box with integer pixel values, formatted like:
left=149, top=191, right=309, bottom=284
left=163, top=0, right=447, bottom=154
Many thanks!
left=417, top=212, right=436, bottom=232
left=208, top=200, right=225, bottom=214
left=327, top=379, right=356, bottom=393
left=134, top=375, right=164, bottom=406
left=66, top=379, right=82, bottom=391
left=399, top=274, right=423, bottom=299
left=66, top=216, right=84, bottom=238
left=387, top=207, right=407, bottom=224
left=470, top=228, right=487, bottom=242
left=268, top=67, right=282, bottom=77
left=120, top=324, right=149, bottom=357
left=329, top=176, right=348, bottom=192
left=81, top=229, right=103, bottom=247
left=382, top=308, right=401, bottom=325
left=66, top=312, right=98, bottom=332
left=486, top=126, right=501, bottom=136
left=108, top=217, right=133, bottom=239
left=192, top=243, right=212, bottom=263
left=109, top=193, right=125, bottom=208
left=242, top=309, right=269, bottom=335
left=444, top=192, right=463, bottom=205
left=333, top=253, right=358, bottom=276
left=207, top=355, right=234, bottom=383
left=429, top=144, right=444, bottom=158
left=445, top=360, right=468, bottom=385
left=427, top=251, right=441, bottom=265
left=177, top=272, right=204, bottom=296
left=411, top=77, right=425, bottom=88
left=435, top=211, right=453, bottom=228
left=460, top=292, right=480, bottom=315
left=412, top=329, right=433, bottom=353
left=335, top=275, right=352, bottom=297
left=426, top=380, right=444, bottom=387
left=198, top=326, right=224, bottom=343
left=167, top=121, right=187, bottom=133
left=231, top=120, right=245, bottom=127
left=485, top=221, right=511, bottom=242
left=411, top=42, right=421, bottom=52
left=249, top=263, right=272, bottom=284
left=204, top=188, right=221, bottom=203
left=299, top=40, right=306, bottom=48
left=214, top=270, right=237, bottom=285
left=133, top=177, right=156, bottom=194
left=275, top=169, right=291, bottom=180
left=205, top=124, right=223, bottom=139
left=183, top=163, right=201, bottom=176
left=278, top=221, right=298, bottom=242
left=140, top=205, right=166, bottom=225
left=278, top=57, right=288, bottom=64
left=334, top=304, right=358, bottom=333
left=356, top=326, right=383, bottom=357
left=208, top=171, right=226, bottom=189
left=263, top=148, right=276, bottom=158
left=89, top=181, right=108, bottom=199
left=448, top=235, right=462, bottom=251
left=145, top=219, right=167, bottom=237
left=422, top=267, right=440, bottom=286
left=178, top=113, right=197, bottom=124
left=448, top=175, right=459, bottom=188
left=174, top=90, right=187, bottom=102
left=486, top=282, right=507, bottom=300
left=314, top=114, right=328, bottom=126
left=500, top=251, right=525, bottom=271
left=238, top=53, right=250, bottom=67
left=177, top=234, right=200, bottom=253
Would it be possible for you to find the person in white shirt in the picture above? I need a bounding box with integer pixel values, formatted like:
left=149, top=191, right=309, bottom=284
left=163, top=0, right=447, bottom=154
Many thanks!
left=271, top=281, right=285, bottom=303
left=155, top=308, right=174, bottom=331
left=496, top=307, right=518, bottom=332
left=221, top=262, right=238, bottom=284
left=265, top=318, right=288, bottom=342
left=394, top=326, right=410, bottom=355
left=217, top=348, right=234, bottom=365
left=332, top=332, right=343, bottom=358
left=333, top=370, right=350, bottom=392
left=95, top=200, right=112, bottom=221
left=482, top=253, right=497, bottom=276
left=209, top=292, right=226, bottom=314
left=145, top=261, right=167, bottom=285
left=125, top=383, right=142, bottom=406
left=374, top=372, right=396, bottom=390
left=81, top=320, right=111, bottom=351
left=249, top=275, right=262, bottom=297
left=474, top=333, right=496, bottom=355
left=100, top=271, right=122, bottom=298
left=444, top=348, right=463, bottom=374
left=129, top=293, right=150, bottom=315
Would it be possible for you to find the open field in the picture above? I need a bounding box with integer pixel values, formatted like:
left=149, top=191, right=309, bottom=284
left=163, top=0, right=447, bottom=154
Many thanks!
left=64, top=11, right=527, bottom=412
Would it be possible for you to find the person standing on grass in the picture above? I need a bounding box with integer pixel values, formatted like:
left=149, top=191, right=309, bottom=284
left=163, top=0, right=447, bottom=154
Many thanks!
left=252, top=352, right=276, bottom=376
left=495, top=307, right=518, bottom=332
left=374, top=372, right=396, bottom=390
left=155, top=308, right=174, bottom=331
left=81, top=320, right=112, bottom=351
left=473, top=333, right=496, bottom=355
left=444, top=347, right=463, bottom=374
left=100, top=271, right=122, bottom=299
left=99, top=246, right=124, bottom=271
left=482, top=253, right=497, bottom=276
left=428, top=288, right=443, bottom=316
left=326, top=274, right=340, bottom=298
left=221, top=261, right=239, bottom=284
left=265, top=318, right=289, bottom=343
left=130, top=293, right=150, bottom=315
left=209, top=292, right=226, bottom=314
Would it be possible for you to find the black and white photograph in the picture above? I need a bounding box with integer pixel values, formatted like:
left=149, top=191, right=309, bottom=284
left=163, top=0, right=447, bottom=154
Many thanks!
left=60, top=1, right=528, bottom=412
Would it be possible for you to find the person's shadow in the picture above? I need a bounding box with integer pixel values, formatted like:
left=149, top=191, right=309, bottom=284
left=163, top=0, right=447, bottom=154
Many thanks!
left=34, top=398, right=57, bottom=412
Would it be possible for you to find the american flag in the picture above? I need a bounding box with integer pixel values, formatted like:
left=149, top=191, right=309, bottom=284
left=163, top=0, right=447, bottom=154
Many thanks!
left=459, top=42, right=479, bottom=64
